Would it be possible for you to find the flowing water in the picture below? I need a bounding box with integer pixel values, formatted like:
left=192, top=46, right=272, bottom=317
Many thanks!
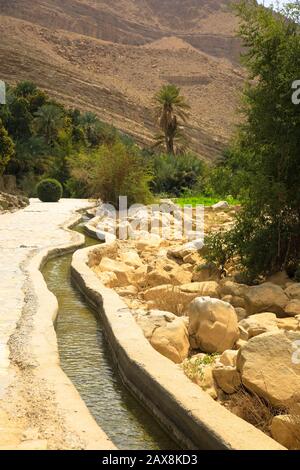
left=42, top=219, right=178, bottom=450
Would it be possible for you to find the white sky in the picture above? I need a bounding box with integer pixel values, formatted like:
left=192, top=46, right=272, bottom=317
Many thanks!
left=257, top=0, right=291, bottom=6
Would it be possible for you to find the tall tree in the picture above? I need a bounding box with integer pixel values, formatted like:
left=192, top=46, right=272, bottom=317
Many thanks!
left=154, top=84, right=190, bottom=155
left=0, top=118, right=14, bottom=175
left=207, top=1, right=300, bottom=279
left=34, top=104, right=64, bottom=146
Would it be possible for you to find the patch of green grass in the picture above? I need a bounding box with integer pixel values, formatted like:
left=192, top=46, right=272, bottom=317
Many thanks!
left=175, top=195, right=240, bottom=207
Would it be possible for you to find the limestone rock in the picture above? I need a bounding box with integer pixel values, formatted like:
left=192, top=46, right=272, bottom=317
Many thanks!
left=135, top=233, right=161, bottom=250
left=235, top=339, right=248, bottom=350
left=220, top=280, right=249, bottom=298
left=192, top=263, right=221, bottom=282
left=237, top=330, right=300, bottom=406
left=213, top=365, right=241, bottom=394
left=167, top=239, right=204, bottom=260
left=231, top=296, right=246, bottom=309
left=235, top=307, right=247, bottom=322
left=119, top=251, right=143, bottom=268
left=239, top=312, right=278, bottom=339
left=179, top=281, right=220, bottom=299
left=150, top=316, right=190, bottom=364
left=169, top=268, right=193, bottom=285
left=115, top=285, right=138, bottom=296
left=238, top=325, right=249, bottom=341
left=271, top=415, right=300, bottom=450
left=277, top=317, right=300, bottom=331
left=212, top=201, right=229, bottom=210
left=142, top=284, right=195, bottom=305
left=244, top=282, right=288, bottom=316
left=285, top=283, right=300, bottom=300
left=93, top=269, right=119, bottom=288
left=284, top=299, right=300, bottom=317
left=219, top=349, right=238, bottom=367
left=183, top=252, right=203, bottom=265
left=99, top=257, right=133, bottom=286
left=267, top=271, right=290, bottom=288
left=187, top=297, right=239, bottom=353
left=133, top=309, right=176, bottom=340
left=146, top=269, right=171, bottom=287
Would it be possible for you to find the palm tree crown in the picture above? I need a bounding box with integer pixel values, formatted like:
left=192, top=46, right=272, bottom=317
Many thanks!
left=154, top=84, right=190, bottom=155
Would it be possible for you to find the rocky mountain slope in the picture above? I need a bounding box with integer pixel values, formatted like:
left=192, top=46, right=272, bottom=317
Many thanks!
left=0, top=0, right=245, bottom=160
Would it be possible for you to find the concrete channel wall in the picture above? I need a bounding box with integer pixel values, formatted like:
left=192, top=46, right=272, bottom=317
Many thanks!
left=71, top=240, right=284, bottom=451
left=27, top=212, right=116, bottom=450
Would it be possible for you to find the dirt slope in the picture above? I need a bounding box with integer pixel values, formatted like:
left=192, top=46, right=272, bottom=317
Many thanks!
left=0, top=0, right=245, bottom=160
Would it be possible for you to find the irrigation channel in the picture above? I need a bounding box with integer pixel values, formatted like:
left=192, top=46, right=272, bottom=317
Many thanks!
left=42, top=217, right=179, bottom=450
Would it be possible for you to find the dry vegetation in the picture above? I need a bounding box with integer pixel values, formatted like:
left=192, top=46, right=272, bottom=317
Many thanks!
left=150, top=286, right=192, bottom=316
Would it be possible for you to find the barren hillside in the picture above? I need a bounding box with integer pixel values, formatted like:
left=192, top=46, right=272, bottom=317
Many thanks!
left=0, top=0, right=245, bottom=160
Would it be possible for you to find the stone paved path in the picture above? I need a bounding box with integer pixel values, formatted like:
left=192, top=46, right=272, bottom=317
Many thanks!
left=0, top=199, right=114, bottom=450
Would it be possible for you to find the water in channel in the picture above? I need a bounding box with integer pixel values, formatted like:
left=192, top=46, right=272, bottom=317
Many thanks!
left=42, top=219, right=179, bottom=450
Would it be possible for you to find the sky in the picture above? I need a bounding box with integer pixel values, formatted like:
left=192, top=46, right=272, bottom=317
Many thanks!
left=257, top=0, right=291, bottom=6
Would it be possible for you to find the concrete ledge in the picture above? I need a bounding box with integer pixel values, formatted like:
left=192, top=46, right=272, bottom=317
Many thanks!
left=27, top=212, right=115, bottom=450
left=71, top=242, right=284, bottom=450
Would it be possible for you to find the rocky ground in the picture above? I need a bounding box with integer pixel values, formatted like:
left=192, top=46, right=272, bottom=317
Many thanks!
left=0, top=191, right=29, bottom=213
left=88, top=202, right=300, bottom=450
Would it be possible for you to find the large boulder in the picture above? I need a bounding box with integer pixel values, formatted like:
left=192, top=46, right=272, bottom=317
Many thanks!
left=150, top=316, right=190, bottom=364
left=284, top=299, right=300, bottom=317
left=169, top=268, right=193, bottom=285
left=277, top=316, right=300, bottom=331
left=187, top=297, right=240, bottom=353
left=285, top=283, right=300, bottom=300
left=213, top=364, right=241, bottom=394
left=220, top=280, right=249, bottom=298
left=212, top=201, right=229, bottom=211
left=237, top=330, right=300, bottom=406
left=219, top=349, right=238, bottom=367
left=192, top=263, right=221, bottom=282
left=271, top=415, right=300, bottom=450
left=98, top=257, right=133, bottom=286
left=133, top=309, right=190, bottom=364
left=145, top=268, right=171, bottom=288
left=235, top=307, right=247, bottom=322
left=93, top=270, right=119, bottom=288
left=119, top=251, right=143, bottom=268
left=179, top=281, right=220, bottom=299
left=167, top=239, right=204, bottom=260
left=244, top=282, right=289, bottom=316
left=133, top=309, right=174, bottom=339
left=142, top=284, right=195, bottom=304
left=239, top=312, right=279, bottom=340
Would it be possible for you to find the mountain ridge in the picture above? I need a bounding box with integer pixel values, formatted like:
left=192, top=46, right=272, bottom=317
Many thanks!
left=0, top=0, right=244, bottom=160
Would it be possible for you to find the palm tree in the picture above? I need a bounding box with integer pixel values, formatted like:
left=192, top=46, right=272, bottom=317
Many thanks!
left=34, top=104, right=64, bottom=146
left=79, top=112, right=99, bottom=145
left=154, top=84, right=190, bottom=155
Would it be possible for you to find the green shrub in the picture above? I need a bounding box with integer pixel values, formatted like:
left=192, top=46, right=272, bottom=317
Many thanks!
left=204, top=231, right=235, bottom=275
left=36, top=178, right=63, bottom=202
left=151, top=153, right=206, bottom=196
left=68, top=140, right=153, bottom=207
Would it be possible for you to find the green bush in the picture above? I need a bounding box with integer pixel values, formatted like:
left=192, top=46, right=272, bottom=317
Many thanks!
left=67, top=140, right=153, bottom=207
left=36, top=178, right=63, bottom=202
left=204, top=2, right=300, bottom=280
left=151, top=153, right=206, bottom=196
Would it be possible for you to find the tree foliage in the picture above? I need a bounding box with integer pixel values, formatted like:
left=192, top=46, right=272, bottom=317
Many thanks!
left=67, top=140, right=153, bottom=207
left=154, top=84, right=190, bottom=155
left=205, top=0, right=300, bottom=280
left=0, top=118, right=14, bottom=175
